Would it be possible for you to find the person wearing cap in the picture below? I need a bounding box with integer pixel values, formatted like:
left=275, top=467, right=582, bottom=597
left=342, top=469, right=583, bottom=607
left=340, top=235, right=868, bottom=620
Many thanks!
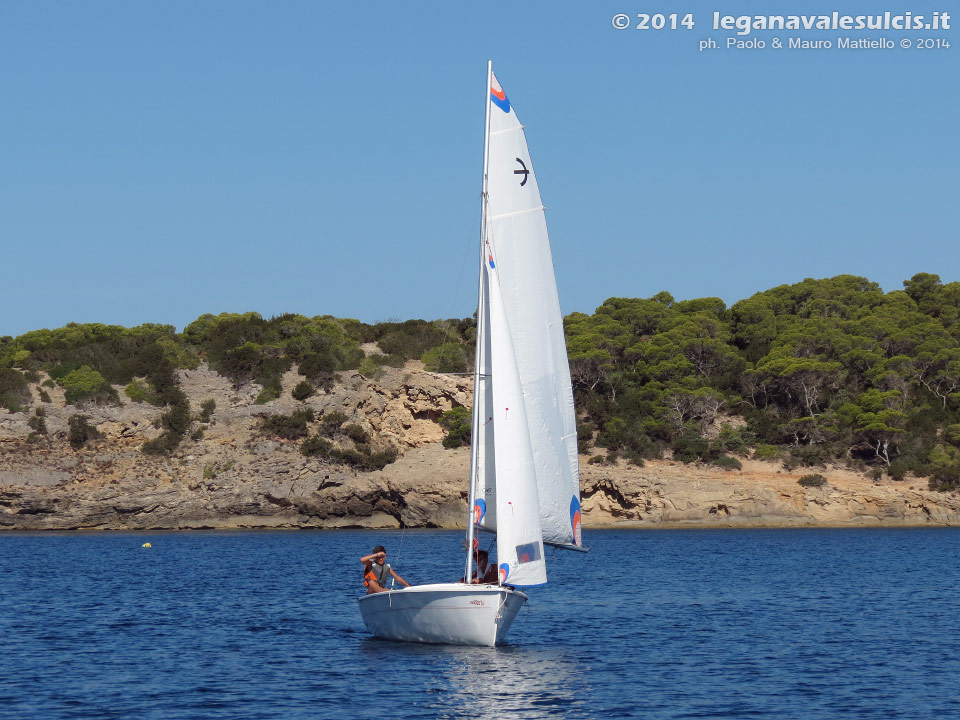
left=361, top=545, right=410, bottom=594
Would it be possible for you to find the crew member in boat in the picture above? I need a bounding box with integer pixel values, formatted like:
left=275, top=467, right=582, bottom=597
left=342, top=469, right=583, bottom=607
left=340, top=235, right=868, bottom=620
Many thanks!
left=361, top=545, right=410, bottom=594
left=460, top=549, right=498, bottom=584
left=473, top=550, right=498, bottom=584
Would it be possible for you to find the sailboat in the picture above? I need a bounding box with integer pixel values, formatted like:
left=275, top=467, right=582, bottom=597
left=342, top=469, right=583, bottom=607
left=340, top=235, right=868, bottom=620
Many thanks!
left=357, top=62, right=585, bottom=646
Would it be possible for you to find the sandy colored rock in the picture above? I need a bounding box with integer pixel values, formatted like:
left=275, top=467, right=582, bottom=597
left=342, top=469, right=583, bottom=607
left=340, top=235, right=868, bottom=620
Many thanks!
left=2, top=363, right=960, bottom=531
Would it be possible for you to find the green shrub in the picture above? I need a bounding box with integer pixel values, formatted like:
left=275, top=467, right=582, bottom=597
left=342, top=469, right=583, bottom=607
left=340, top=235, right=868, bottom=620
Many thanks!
left=576, top=424, right=594, bottom=454
left=27, top=413, right=47, bottom=435
left=10, top=349, right=32, bottom=368
left=1, top=396, right=22, bottom=413
left=943, top=424, right=960, bottom=447
left=298, top=352, right=338, bottom=378
left=292, top=381, right=315, bottom=401
left=798, top=473, right=827, bottom=488
left=125, top=379, right=162, bottom=406
left=156, top=335, right=200, bottom=370
left=364, top=448, right=399, bottom=470
left=319, top=410, right=347, bottom=435
left=38, top=390, right=51, bottom=403
left=888, top=460, right=908, bottom=481
left=596, top=417, right=627, bottom=450
left=712, top=455, right=742, bottom=471
left=421, top=343, right=469, bottom=373
left=255, top=378, right=282, bottom=405
left=378, top=354, right=406, bottom=369
left=260, top=408, right=315, bottom=440
left=142, top=389, right=192, bottom=455
left=596, top=416, right=662, bottom=459
left=357, top=356, right=384, bottom=380
left=375, top=319, right=461, bottom=361
left=68, top=414, right=100, bottom=449
left=439, top=406, right=471, bottom=449
left=343, top=424, right=369, bottom=444
left=0, top=368, right=30, bottom=410
left=587, top=455, right=606, bottom=465
left=712, top=425, right=749, bottom=456
left=302, top=435, right=333, bottom=457
left=785, top=444, right=830, bottom=469
left=927, top=444, right=960, bottom=490
left=671, top=431, right=710, bottom=463
left=929, top=470, right=960, bottom=491
left=300, top=434, right=398, bottom=470
left=58, top=366, right=118, bottom=405
left=753, top=444, right=780, bottom=461
left=329, top=446, right=398, bottom=470
left=199, top=399, right=216, bottom=422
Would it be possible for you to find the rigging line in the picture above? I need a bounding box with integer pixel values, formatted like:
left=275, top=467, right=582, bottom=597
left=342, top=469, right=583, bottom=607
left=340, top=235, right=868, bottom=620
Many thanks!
left=391, top=522, right=408, bottom=589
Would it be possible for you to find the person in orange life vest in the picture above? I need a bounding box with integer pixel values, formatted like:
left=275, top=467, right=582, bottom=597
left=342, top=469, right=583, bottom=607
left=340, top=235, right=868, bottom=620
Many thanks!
left=361, top=545, right=410, bottom=594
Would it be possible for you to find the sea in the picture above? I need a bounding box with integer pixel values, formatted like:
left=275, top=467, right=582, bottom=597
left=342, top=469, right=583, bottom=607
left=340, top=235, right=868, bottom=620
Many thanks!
left=1, top=528, right=958, bottom=719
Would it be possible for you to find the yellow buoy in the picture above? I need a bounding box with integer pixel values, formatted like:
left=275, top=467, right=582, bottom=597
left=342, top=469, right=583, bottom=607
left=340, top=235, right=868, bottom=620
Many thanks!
left=142, top=542, right=152, bottom=548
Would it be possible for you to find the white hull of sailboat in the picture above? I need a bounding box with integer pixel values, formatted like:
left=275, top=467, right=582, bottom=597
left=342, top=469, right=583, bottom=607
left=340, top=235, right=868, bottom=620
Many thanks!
left=357, top=583, right=528, bottom=646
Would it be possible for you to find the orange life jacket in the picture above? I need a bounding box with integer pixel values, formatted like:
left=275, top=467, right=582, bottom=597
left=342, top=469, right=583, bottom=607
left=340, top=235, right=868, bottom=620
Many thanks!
left=363, top=562, right=389, bottom=587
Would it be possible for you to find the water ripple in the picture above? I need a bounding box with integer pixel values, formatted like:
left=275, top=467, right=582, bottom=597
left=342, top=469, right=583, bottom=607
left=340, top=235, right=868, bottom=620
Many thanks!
left=1, top=528, right=959, bottom=719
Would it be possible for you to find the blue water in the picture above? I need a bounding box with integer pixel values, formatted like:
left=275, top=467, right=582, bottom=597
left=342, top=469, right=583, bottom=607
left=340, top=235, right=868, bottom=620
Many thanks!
left=1, top=528, right=959, bottom=719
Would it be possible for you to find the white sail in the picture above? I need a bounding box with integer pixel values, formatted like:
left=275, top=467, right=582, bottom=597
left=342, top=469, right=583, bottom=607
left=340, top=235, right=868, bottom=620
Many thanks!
left=485, top=255, right=547, bottom=586
left=483, top=71, right=583, bottom=549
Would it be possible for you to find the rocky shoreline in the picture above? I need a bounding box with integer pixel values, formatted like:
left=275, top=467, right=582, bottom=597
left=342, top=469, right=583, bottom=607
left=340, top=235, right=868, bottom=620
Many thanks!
left=2, top=363, right=960, bottom=532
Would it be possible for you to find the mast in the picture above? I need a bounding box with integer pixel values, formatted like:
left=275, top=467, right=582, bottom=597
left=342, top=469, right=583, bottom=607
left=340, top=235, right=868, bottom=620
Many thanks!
left=464, top=60, right=493, bottom=584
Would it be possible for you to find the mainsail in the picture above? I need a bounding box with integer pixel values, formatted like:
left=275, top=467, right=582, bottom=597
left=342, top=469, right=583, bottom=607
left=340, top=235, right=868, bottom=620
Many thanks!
left=470, top=69, right=583, bottom=588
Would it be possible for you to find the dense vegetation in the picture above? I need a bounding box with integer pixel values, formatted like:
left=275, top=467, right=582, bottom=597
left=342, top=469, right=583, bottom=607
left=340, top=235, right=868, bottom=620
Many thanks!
left=565, top=273, right=960, bottom=489
left=0, top=313, right=473, bottom=459
left=1, top=274, right=958, bottom=488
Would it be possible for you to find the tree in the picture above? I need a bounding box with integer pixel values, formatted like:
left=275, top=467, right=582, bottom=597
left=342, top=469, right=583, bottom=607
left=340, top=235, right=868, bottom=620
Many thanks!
left=439, top=407, right=471, bottom=449
left=914, top=345, right=960, bottom=410
left=755, top=350, right=842, bottom=418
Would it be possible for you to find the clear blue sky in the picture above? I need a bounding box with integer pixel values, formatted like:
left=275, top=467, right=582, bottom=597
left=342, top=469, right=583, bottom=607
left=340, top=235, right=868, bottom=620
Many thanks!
left=1, top=1, right=956, bottom=337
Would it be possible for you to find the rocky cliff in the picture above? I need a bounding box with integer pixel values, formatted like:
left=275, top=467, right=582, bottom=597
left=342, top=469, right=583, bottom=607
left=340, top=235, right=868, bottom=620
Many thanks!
left=2, top=362, right=959, bottom=531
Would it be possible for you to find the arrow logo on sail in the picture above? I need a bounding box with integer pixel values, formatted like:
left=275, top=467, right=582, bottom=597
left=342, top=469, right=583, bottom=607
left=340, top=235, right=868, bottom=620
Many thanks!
left=514, top=158, right=529, bottom=186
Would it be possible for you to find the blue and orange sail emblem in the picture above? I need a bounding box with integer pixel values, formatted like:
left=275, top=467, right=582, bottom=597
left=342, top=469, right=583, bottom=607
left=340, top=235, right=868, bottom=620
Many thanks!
left=570, top=496, right=582, bottom=546
left=490, top=74, right=511, bottom=113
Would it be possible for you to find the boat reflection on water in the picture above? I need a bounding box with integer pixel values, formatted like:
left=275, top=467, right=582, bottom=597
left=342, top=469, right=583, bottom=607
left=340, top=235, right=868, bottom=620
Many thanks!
left=360, top=639, right=589, bottom=719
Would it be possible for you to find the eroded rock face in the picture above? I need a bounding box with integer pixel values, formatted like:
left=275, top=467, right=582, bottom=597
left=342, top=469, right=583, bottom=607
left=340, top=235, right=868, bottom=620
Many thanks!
left=0, top=444, right=469, bottom=531
left=0, top=362, right=473, bottom=531
left=577, top=459, right=960, bottom=528
left=2, top=363, right=960, bottom=531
